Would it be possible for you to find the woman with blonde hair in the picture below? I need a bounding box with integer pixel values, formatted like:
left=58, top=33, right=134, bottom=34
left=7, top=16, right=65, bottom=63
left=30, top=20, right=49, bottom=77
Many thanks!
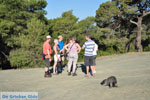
left=53, top=39, right=61, bottom=74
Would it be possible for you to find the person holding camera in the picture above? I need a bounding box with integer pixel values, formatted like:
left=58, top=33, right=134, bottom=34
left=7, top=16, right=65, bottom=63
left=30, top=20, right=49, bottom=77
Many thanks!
left=65, top=37, right=81, bottom=76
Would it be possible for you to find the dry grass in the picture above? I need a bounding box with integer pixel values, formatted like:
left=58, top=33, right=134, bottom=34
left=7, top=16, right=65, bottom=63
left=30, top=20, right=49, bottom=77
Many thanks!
left=0, top=52, right=150, bottom=100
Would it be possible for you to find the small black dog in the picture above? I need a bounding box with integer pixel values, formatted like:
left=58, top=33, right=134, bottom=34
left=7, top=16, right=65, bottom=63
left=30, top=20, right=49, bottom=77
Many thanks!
left=100, top=76, right=118, bottom=88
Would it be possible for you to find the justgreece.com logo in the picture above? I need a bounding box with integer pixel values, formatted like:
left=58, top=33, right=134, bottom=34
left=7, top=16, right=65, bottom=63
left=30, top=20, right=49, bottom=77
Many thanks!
left=1, top=92, right=38, bottom=100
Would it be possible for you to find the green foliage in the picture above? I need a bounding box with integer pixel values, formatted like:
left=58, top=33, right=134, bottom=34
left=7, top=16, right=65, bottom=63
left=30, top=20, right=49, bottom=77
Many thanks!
left=0, top=0, right=47, bottom=68
left=0, top=0, right=150, bottom=69
left=9, top=18, right=48, bottom=68
left=50, top=10, right=78, bottom=43
left=95, top=0, right=150, bottom=52
left=78, top=50, right=85, bottom=62
left=96, top=1, right=120, bottom=27
left=9, top=49, right=30, bottom=68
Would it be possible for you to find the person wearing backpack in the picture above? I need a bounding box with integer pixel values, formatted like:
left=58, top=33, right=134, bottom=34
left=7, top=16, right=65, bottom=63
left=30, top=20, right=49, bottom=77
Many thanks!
left=64, top=37, right=81, bottom=76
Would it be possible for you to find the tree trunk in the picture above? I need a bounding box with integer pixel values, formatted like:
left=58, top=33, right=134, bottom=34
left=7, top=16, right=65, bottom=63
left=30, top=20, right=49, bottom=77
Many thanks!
left=130, top=11, right=150, bottom=52
left=136, top=17, right=143, bottom=52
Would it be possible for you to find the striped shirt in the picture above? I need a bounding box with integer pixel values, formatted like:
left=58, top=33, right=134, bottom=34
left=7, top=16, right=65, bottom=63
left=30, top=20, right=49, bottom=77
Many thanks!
left=83, top=40, right=95, bottom=56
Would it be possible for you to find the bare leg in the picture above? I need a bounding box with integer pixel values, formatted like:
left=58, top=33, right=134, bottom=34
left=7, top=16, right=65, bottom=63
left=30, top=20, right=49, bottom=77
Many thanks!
left=86, top=66, right=89, bottom=76
left=62, top=56, right=65, bottom=64
left=93, top=66, right=96, bottom=72
left=45, top=67, right=48, bottom=72
left=53, top=62, right=57, bottom=74
left=44, top=66, right=52, bottom=77
left=91, top=66, right=95, bottom=76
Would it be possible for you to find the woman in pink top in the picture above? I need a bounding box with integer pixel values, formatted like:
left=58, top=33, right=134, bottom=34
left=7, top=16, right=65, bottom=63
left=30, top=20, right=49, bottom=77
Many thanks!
left=65, top=37, right=81, bottom=76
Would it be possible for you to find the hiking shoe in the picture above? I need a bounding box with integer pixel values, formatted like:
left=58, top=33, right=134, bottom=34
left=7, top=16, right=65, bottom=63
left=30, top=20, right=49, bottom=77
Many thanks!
left=72, top=73, right=77, bottom=76
left=44, top=72, right=52, bottom=78
left=68, top=72, right=71, bottom=76
left=47, top=73, right=52, bottom=77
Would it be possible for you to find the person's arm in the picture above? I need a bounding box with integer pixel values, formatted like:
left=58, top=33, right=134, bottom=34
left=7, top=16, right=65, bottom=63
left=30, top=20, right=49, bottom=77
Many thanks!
left=62, top=42, right=65, bottom=53
left=82, top=43, right=85, bottom=49
left=64, top=43, right=70, bottom=53
left=53, top=46, right=59, bottom=59
left=62, top=46, right=65, bottom=54
left=49, top=45, right=52, bottom=54
left=47, top=49, right=51, bottom=62
left=96, top=44, right=98, bottom=51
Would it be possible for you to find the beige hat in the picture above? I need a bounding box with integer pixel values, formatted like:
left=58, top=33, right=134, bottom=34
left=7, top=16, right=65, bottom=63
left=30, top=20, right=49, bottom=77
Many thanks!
left=58, top=35, right=62, bottom=38
left=54, top=39, right=58, bottom=43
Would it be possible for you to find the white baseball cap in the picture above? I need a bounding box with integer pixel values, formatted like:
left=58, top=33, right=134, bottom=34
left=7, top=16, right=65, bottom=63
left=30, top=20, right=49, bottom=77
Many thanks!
left=46, top=35, right=51, bottom=39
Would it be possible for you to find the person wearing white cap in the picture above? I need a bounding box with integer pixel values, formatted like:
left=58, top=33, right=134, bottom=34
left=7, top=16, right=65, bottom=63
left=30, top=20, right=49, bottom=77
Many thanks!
left=43, top=35, right=52, bottom=77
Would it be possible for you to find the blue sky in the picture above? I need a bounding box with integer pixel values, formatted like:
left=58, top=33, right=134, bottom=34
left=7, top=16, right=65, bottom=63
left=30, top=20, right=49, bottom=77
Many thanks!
left=44, top=0, right=109, bottom=20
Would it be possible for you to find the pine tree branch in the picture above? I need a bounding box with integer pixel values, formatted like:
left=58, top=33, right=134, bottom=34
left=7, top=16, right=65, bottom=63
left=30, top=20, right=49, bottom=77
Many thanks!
left=143, top=11, right=150, bottom=17
left=1, top=51, right=8, bottom=59
left=130, top=19, right=138, bottom=26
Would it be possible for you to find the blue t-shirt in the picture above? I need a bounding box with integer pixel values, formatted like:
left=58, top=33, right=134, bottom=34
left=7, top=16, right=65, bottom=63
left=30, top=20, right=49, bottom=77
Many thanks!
left=58, top=41, right=64, bottom=50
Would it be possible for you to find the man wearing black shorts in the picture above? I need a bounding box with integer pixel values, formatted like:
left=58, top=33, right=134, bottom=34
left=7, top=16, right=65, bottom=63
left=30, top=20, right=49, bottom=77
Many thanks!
left=82, top=34, right=95, bottom=77
left=43, top=35, right=52, bottom=77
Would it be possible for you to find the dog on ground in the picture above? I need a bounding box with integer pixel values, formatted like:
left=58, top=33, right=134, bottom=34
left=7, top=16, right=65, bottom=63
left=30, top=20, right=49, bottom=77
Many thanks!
left=100, top=76, right=118, bottom=88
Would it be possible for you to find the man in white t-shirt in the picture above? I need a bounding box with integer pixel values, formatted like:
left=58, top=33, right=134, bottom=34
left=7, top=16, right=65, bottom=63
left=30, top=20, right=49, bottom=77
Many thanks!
left=92, top=39, right=98, bottom=74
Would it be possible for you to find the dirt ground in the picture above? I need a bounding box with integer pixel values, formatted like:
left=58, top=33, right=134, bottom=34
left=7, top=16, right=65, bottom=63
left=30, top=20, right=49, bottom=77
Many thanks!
left=0, top=52, right=150, bottom=100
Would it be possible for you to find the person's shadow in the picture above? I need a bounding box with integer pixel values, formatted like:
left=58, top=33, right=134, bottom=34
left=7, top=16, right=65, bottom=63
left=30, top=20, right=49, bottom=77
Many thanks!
left=78, top=64, right=92, bottom=75
left=78, top=64, right=86, bottom=74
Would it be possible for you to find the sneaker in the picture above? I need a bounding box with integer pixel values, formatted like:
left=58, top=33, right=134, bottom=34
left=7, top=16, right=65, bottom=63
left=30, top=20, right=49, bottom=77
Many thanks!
left=68, top=72, right=71, bottom=76
left=72, top=73, right=77, bottom=76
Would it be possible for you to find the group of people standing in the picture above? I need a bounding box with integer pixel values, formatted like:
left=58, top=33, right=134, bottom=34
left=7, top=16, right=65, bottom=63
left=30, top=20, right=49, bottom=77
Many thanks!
left=42, top=34, right=98, bottom=78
